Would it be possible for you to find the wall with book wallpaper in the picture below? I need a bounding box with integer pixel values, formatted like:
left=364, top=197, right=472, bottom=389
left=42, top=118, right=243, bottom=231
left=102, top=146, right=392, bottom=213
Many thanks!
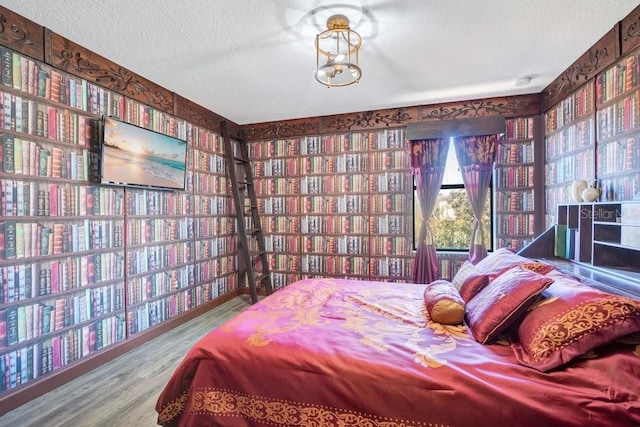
left=543, top=46, right=640, bottom=228
left=0, top=46, right=236, bottom=400
left=540, top=7, right=640, bottom=228
left=595, top=47, right=640, bottom=202
left=495, top=116, right=539, bottom=251
left=248, top=115, right=541, bottom=284
left=248, top=130, right=415, bottom=286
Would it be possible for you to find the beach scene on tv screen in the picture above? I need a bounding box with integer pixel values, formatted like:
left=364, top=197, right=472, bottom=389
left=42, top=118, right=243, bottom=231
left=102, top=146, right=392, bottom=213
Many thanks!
left=102, top=118, right=186, bottom=189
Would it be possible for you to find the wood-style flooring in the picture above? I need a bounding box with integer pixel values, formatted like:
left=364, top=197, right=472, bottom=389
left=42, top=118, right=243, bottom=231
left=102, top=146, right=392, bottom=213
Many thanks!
left=0, top=295, right=253, bottom=427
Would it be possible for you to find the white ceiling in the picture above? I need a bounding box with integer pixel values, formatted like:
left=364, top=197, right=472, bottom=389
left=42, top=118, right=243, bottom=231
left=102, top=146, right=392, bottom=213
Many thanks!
left=2, top=1, right=638, bottom=125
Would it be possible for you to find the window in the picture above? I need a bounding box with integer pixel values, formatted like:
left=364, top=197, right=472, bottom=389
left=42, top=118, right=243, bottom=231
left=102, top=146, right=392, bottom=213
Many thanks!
left=413, top=138, right=493, bottom=251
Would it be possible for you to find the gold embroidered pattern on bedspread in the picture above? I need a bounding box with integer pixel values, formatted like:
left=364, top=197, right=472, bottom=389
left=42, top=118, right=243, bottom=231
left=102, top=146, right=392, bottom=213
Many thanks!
left=157, top=392, right=189, bottom=425
left=237, top=278, right=473, bottom=368
left=182, top=388, right=440, bottom=427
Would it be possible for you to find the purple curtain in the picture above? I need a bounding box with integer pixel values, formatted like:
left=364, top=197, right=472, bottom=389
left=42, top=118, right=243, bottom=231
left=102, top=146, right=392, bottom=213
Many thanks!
left=452, top=134, right=500, bottom=263
left=410, top=138, right=449, bottom=283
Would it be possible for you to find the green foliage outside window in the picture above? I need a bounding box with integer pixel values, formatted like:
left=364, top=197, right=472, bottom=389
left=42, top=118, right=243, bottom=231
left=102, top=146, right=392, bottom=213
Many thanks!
left=414, top=188, right=492, bottom=251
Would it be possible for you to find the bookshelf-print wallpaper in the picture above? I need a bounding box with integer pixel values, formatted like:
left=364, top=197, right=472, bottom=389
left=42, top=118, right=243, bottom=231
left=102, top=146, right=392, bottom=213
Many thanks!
left=249, top=129, right=413, bottom=287
left=495, top=116, right=537, bottom=251
left=596, top=47, right=640, bottom=202
left=544, top=82, right=596, bottom=227
left=0, top=47, right=234, bottom=394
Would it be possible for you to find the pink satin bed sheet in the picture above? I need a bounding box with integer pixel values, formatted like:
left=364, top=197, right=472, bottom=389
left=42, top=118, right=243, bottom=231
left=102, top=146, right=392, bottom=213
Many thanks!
left=156, top=277, right=640, bottom=427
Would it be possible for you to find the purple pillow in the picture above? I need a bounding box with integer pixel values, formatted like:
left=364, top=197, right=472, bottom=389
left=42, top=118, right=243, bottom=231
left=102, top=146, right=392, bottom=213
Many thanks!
left=466, top=266, right=554, bottom=344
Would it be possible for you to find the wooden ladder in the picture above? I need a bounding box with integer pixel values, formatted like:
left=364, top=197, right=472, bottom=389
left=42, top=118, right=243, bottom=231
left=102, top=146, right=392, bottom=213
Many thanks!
left=221, top=121, right=273, bottom=303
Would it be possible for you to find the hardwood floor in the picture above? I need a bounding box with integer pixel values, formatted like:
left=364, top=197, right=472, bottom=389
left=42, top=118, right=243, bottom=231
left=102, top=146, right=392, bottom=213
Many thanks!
left=0, top=295, right=253, bottom=426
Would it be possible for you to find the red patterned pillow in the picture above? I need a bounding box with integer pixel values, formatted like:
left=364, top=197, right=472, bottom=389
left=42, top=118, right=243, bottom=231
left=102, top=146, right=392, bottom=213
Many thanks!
left=511, top=270, right=640, bottom=371
left=519, top=261, right=555, bottom=276
left=423, top=280, right=465, bottom=325
left=465, top=266, right=554, bottom=344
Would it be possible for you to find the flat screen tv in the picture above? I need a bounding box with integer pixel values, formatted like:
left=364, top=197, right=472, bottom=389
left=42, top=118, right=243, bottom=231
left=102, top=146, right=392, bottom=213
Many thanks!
left=100, top=117, right=188, bottom=190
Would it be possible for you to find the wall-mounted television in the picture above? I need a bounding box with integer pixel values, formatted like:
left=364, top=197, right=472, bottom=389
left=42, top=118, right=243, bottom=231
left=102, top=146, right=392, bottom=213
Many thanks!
left=100, top=117, right=188, bottom=191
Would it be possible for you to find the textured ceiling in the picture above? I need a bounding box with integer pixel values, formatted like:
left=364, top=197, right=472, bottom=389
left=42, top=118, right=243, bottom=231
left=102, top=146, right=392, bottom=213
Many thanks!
left=2, top=1, right=638, bottom=125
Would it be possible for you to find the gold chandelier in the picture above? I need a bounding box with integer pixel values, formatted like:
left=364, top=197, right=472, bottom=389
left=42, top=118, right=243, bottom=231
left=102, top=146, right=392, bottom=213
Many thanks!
left=314, top=14, right=362, bottom=87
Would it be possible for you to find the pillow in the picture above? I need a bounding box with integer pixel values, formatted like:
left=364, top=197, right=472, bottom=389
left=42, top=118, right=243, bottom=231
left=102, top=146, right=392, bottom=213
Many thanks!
left=458, top=272, right=490, bottom=303
left=457, top=250, right=554, bottom=303
left=465, top=266, right=554, bottom=344
left=451, top=261, right=476, bottom=290
left=519, top=261, right=555, bottom=276
left=472, top=247, right=529, bottom=276
left=511, top=270, right=640, bottom=371
left=423, top=280, right=466, bottom=325
left=459, top=261, right=555, bottom=303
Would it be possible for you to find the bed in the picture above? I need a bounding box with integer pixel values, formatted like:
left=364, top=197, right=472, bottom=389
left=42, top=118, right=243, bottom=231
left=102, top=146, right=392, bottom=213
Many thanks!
left=156, top=250, right=640, bottom=426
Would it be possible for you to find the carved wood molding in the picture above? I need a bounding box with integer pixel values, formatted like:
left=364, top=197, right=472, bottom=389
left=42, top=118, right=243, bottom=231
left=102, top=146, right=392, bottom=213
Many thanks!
left=0, top=6, right=44, bottom=61
left=322, top=107, right=416, bottom=132
left=621, top=4, right=640, bottom=56
left=241, top=95, right=539, bottom=141
left=173, top=96, right=241, bottom=137
left=541, top=28, right=616, bottom=111
left=49, top=33, right=175, bottom=114
left=175, top=94, right=220, bottom=132
left=419, top=95, right=540, bottom=120
left=242, top=118, right=320, bottom=140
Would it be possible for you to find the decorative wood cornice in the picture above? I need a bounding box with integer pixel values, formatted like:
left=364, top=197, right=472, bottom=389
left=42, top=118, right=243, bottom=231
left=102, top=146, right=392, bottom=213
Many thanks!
left=541, top=28, right=616, bottom=111
left=0, top=6, right=44, bottom=61
left=241, top=95, right=540, bottom=141
left=175, top=95, right=218, bottom=132
left=49, top=33, right=175, bottom=114
left=419, top=95, right=540, bottom=120
left=621, top=4, right=640, bottom=56
left=242, top=118, right=320, bottom=140
left=173, top=95, right=242, bottom=138
left=322, top=107, right=416, bottom=132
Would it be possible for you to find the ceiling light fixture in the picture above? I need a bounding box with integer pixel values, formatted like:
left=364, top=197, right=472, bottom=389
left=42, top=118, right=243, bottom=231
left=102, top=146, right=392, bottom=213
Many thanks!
left=315, top=14, right=362, bottom=87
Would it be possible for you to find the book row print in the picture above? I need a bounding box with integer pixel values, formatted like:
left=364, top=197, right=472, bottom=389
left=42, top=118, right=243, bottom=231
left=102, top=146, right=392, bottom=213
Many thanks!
left=597, top=136, right=640, bottom=175
left=1, top=288, right=124, bottom=349
left=299, top=254, right=410, bottom=277
left=125, top=282, right=235, bottom=336
left=544, top=84, right=594, bottom=133
left=127, top=265, right=194, bottom=305
left=1, top=254, right=123, bottom=304
left=596, top=89, right=639, bottom=140
left=126, top=217, right=191, bottom=247
left=249, top=130, right=405, bottom=159
left=299, top=172, right=408, bottom=194
left=595, top=52, right=640, bottom=104
left=545, top=118, right=595, bottom=160
left=0, top=92, right=99, bottom=146
left=125, top=189, right=190, bottom=216
left=126, top=242, right=194, bottom=276
left=0, top=315, right=125, bottom=392
left=1, top=135, right=97, bottom=181
left=0, top=180, right=123, bottom=217
left=0, top=220, right=124, bottom=260
left=505, top=117, right=535, bottom=140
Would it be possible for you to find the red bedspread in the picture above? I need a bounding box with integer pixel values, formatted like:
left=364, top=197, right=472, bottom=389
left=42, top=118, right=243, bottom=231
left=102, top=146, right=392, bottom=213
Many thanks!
left=156, top=278, right=640, bottom=426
